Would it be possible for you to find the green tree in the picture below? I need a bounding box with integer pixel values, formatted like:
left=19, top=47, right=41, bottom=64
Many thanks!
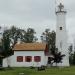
left=72, top=52, right=75, bottom=65
left=68, top=44, right=73, bottom=65
left=2, top=26, right=24, bottom=56
left=41, top=29, right=66, bottom=66
left=2, top=30, right=11, bottom=57
left=2, top=26, right=37, bottom=57
left=69, top=44, right=73, bottom=55
left=22, top=28, right=37, bottom=43
left=69, top=54, right=73, bottom=65
left=53, top=52, right=65, bottom=66
left=48, top=51, right=65, bottom=66
left=9, top=26, right=24, bottom=48
left=41, top=29, right=56, bottom=54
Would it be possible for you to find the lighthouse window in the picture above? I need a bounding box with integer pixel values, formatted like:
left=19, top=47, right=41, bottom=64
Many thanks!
left=60, top=27, right=62, bottom=30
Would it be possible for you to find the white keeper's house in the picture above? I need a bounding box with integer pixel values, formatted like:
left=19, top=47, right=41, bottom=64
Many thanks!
left=3, top=43, right=49, bottom=67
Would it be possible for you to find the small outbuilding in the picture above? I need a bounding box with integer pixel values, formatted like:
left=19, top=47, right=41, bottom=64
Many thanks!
left=3, top=42, right=48, bottom=67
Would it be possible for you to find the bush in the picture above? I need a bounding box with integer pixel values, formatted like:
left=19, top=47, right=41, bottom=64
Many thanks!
left=37, top=65, right=45, bottom=71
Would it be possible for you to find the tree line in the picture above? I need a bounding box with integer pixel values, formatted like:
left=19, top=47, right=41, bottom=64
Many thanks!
left=0, top=26, right=75, bottom=66
left=0, top=26, right=64, bottom=66
left=1, top=26, right=37, bottom=57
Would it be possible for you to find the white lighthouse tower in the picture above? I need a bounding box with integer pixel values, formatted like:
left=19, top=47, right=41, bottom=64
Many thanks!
left=56, top=1, right=69, bottom=66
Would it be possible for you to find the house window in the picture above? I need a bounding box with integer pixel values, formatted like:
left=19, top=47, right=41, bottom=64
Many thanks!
left=34, top=56, right=41, bottom=62
left=17, top=56, right=23, bottom=62
left=60, top=27, right=62, bottom=30
left=25, top=56, right=32, bottom=62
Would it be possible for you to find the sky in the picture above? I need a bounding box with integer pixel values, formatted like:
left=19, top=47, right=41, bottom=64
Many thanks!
left=0, top=0, right=75, bottom=43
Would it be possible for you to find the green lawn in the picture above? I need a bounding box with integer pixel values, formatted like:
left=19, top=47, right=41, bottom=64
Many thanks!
left=0, top=66, right=75, bottom=75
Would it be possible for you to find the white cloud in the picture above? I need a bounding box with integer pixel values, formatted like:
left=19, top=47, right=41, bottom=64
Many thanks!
left=0, top=0, right=74, bottom=43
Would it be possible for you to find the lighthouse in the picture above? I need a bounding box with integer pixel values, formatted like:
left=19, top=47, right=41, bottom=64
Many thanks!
left=56, top=1, right=69, bottom=66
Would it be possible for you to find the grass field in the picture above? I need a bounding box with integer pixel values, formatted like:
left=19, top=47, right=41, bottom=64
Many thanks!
left=0, top=66, right=75, bottom=75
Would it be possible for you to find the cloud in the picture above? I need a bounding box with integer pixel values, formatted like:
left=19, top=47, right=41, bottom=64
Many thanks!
left=0, top=0, right=74, bottom=43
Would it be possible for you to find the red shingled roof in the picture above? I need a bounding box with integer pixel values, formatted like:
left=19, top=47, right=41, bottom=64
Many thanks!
left=13, top=43, right=46, bottom=51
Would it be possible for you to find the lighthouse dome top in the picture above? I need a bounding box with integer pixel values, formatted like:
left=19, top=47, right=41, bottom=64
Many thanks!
left=56, top=3, right=66, bottom=14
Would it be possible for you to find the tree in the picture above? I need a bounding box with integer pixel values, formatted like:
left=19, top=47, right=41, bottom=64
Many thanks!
left=22, top=28, right=37, bottom=43
left=48, top=49, right=65, bottom=66
left=53, top=51, right=65, bottom=66
left=2, top=26, right=24, bottom=56
left=41, top=29, right=56, bottom=54
left=69, top=53, right=73, bottom=65
left=2, top=30, right=11, bottom=57
left=72, top=52, right=75, bottom=65
left=2, top=26, right=38, bottom=57
left=69, top=52, right=75, bottom=65
left=9, top=26, right=24, bottom=48
left=68, top=44, right=74, bottom=65
left=69, top=44, right=73, bottom=55
left=41, top=29, right=65, bottom=66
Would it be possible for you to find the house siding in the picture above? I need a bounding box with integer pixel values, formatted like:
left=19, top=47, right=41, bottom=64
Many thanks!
left=3, top=51, right=48, bottom=67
